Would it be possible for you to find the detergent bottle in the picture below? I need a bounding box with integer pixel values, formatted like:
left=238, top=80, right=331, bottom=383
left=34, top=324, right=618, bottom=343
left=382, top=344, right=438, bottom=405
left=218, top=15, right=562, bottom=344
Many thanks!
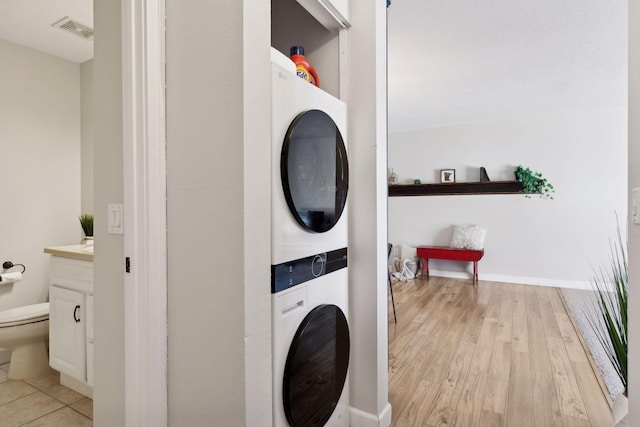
left=290, top=46, right=320, bottom=88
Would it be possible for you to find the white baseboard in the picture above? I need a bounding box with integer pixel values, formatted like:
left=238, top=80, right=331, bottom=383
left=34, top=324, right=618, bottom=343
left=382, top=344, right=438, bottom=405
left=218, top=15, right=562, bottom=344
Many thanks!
left=379, top=403, right=392, bottom=426
left=425, top=269, right=592, bottom=290
left=349, top=403, right=392, bottom=427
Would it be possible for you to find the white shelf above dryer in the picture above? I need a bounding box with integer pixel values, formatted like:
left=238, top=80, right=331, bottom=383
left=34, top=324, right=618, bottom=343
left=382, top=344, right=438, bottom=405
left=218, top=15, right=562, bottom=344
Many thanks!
left=272, top=0, right=348, bottom=100
left=296, top=0, right=350, bottom=31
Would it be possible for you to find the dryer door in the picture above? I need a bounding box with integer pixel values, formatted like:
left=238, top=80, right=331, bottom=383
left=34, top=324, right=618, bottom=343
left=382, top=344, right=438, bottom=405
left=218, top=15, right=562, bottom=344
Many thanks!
left=281, top=110, right=349, bottom=233
left=283, top=304, right=350, bottom=427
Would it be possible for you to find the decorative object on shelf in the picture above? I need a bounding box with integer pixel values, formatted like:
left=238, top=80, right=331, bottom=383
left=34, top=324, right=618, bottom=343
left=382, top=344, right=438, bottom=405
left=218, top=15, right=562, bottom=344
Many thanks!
left=389, top=169, right=399, bottom=185
left=479, top=167, right=490, bottom=182
left=440, top=169, right=455, bottom=183
left=290, top=46, right=319, bottom=87
left=514, top=165, right=554, bottom=199
left=585, top=219, right=627, bottom=422
left=78, top=214, right=93, bottom=245
left=414, top=179, right=421, bottom=184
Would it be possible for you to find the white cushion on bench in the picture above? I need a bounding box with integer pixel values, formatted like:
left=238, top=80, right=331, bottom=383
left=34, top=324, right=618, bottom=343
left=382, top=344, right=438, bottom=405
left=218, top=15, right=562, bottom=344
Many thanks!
left=450, top=225, right=486, bottom=250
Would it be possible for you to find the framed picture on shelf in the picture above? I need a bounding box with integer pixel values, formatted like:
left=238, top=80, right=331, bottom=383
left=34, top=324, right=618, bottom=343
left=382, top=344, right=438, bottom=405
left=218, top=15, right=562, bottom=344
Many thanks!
left=440, top=169, right=456, bottom=183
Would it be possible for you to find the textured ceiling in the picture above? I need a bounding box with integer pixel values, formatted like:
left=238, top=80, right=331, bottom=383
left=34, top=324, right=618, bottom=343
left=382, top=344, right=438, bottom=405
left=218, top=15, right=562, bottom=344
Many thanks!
left=0, top=0, right=93, bottom=63
left=387, top=0, right=628, bottom=133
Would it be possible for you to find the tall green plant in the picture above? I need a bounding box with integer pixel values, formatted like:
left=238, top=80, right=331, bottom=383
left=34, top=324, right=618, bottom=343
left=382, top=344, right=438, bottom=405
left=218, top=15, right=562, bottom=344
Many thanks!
left=585, top=222, right=627, bottom=392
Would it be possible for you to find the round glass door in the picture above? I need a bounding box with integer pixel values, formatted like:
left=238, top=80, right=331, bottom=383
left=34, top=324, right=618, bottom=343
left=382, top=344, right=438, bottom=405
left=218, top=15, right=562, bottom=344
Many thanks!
left=281, top=110, right=349, bottom=233
left=282, top=304, right=350, bottom=427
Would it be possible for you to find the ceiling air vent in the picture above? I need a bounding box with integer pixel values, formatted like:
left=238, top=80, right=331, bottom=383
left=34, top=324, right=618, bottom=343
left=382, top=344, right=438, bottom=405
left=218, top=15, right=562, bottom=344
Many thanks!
left=51, top=16, right=94, bottom=40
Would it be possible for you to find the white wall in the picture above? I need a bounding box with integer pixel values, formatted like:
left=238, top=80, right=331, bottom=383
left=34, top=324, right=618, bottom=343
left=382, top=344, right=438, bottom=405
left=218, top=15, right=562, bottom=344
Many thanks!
left=628, top=1, right=639, bottom=424
left=0, top=39, right=80, bottom=311
left=166, top=0, right=272, bottom=424
left=243, top=2, right=274, bottom=424
left=347, top=0, right=391, bottom=425
left=389, top=107, right=627, bottom=287
left=92, top=0, right=125, bottom=424
left=80, top=60, right=94, bottom=215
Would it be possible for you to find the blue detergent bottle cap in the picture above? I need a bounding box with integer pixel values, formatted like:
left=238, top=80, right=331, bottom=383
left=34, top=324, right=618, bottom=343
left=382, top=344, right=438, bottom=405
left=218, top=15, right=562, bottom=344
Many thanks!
left=290, top=46, right=304, bottom=56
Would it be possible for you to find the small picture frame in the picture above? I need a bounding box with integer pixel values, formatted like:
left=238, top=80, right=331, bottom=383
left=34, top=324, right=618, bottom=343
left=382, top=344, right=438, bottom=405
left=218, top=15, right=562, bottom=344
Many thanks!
left=440, top=169, right=456, bottom=183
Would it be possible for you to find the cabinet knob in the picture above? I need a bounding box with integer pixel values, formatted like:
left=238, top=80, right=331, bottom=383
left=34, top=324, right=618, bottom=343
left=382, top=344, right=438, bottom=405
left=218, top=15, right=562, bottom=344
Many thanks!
left=73, top=305, right=81, bottom=323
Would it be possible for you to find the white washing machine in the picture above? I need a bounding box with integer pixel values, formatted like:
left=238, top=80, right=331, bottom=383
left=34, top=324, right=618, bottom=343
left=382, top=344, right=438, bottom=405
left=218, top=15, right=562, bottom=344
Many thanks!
left=271, top=53, right=350, bottom=427
left=272, top=257, right=349, bottom=427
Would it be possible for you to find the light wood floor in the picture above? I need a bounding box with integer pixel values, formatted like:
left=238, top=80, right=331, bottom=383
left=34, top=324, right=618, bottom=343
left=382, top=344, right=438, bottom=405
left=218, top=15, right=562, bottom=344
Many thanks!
left=388, top=277, right=614, bottom=427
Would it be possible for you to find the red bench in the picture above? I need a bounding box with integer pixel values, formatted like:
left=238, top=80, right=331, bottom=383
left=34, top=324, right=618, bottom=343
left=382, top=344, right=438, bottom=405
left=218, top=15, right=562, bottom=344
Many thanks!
left=417, top=246, right=484, bottom=285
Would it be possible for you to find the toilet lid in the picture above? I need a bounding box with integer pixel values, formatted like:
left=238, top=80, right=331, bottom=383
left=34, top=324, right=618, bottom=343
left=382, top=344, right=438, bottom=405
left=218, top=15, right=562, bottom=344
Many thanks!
left=0, top=303, right=49, bottom=327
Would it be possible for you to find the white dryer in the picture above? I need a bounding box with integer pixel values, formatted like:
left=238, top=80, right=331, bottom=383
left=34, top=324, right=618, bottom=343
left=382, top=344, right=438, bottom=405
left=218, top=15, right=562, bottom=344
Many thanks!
left=271, top=54, right=350, bottom=427
left=271, top=60, right=348, bottom=265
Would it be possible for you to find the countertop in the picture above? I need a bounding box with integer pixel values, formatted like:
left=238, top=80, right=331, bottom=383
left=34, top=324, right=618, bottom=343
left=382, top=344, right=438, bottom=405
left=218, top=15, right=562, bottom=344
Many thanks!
left=44, top=244, right=94, bottom=262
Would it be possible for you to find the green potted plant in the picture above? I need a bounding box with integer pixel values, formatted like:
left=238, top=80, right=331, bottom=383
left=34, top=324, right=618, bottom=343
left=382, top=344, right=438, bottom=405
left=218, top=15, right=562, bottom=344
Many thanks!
left=514, top=165, right=555, bottom=199
left=78, top=214, right=93, bottom=244
left=585, top=221, right=627, bottom=422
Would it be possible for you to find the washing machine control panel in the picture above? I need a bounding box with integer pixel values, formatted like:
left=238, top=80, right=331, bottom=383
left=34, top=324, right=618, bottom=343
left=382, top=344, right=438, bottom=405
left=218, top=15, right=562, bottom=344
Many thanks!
left=271, top=247, right=347, bottom=293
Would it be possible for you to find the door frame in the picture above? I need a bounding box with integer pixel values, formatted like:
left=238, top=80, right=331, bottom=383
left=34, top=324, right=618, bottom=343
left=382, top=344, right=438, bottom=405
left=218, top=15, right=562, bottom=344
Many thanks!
left=122, top=0, right=168, bottom=425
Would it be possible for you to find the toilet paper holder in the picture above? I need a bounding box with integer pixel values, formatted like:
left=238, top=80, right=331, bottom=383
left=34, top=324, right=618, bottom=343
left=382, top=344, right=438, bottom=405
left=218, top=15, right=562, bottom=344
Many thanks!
left=2, top=261, right=26, bottom=274
left=0, top=261, right=25, bottom=284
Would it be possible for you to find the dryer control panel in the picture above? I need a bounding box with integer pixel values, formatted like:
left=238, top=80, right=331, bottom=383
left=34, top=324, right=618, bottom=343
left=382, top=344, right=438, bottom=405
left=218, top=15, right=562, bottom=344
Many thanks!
left=271, top=247, right=347, bottom=293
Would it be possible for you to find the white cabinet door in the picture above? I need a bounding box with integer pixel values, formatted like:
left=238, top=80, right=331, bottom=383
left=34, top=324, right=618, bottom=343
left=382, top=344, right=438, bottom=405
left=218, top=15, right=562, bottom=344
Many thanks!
left=49, top=286, right=86, bottom=382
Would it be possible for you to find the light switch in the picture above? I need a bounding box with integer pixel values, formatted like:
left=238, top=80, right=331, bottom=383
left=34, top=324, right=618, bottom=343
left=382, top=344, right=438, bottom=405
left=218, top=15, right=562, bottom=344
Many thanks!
left=108, top=204, right=124, bottom=234
left=633, top=188, right=640, bottom=225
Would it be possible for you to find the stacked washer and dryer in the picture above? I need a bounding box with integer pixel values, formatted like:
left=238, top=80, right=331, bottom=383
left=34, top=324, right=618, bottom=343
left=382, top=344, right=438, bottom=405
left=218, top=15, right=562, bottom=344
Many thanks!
left=270, top=51, right=350, bottom=427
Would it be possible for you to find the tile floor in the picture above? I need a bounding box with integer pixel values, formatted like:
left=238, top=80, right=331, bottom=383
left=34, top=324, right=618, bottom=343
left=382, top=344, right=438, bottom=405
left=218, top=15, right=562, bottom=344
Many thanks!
left=0, top=363, right=92, bottom=426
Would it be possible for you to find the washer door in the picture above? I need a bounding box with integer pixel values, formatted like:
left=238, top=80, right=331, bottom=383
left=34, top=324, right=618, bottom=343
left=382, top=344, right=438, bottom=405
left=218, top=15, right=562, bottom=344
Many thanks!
left=283, top=304, right=350, bottom=427
left=281, top=110, right=349, bottom=233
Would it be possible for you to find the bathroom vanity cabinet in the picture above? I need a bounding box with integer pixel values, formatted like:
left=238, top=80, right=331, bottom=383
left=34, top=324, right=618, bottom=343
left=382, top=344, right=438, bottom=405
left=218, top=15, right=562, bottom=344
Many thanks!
left=44, top=245, right=94, bottom=398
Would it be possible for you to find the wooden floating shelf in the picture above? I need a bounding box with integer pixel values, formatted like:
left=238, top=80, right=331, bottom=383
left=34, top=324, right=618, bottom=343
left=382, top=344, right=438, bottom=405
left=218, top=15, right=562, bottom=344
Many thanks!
left=388, top=180, right=526, bottom=197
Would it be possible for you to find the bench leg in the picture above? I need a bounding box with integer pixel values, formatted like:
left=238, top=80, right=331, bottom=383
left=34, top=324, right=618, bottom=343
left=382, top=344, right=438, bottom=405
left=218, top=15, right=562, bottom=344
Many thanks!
left=473, top=261, right=478, bottom=286
left=423, top=258, right=430, bottom=280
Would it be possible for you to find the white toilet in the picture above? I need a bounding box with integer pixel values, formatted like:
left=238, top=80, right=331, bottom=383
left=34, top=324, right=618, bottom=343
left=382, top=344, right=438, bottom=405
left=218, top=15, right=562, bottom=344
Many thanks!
left=0, top=303, right=50, bottom=379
